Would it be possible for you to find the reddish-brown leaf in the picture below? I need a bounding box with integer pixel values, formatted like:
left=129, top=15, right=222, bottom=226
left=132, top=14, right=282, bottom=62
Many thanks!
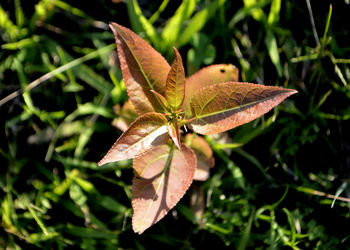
left=185, top=134, right=214, bottom=181
left=132, top=143, right=196, bottom=234
left=110, top=23, right=171, bottom=114
left=150, top=90, right=171, bottom=112
left=189, top=82, right=297, bottom=134
left=98, top=112, right=168, bottom=166
left=112, top=100, right=138, bottom=132
left=165, top=48, right=185, bottom=110
left=184, top=64, right=239, bottom=116
left=167, top=118, right=181, bottom=150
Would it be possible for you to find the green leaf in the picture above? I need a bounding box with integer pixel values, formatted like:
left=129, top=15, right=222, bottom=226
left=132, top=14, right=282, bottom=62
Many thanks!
left=243, top=0, right=266, bottom=22
left=237, top=212, right=254, bottom=250
left=165, top=48, right=185, bottom=110
left=53, top=169, right=80, bottom=197
left=161, top=0, right=197, bottom=47
left=98, top=112, right=169, bottom=165
left=125, top=0, right=161, bottom=49
left=1, top=36, right=40, bottom=50
left=267, top=0, right=281, bottom=25
left=177, top=0, right=226, bottom=47
left=110, top=23, right=171, bottom=114
left=229, top=0, right=270, bottom=28
left=0, top=4, right=23, bottom=41
left=69, top=183, right=87, bottom=207
left=265, top=29, right=283, bottom=77
left=149, top=0, right=169, bottom=24
left=76, top=103, right=113, bottom=119
left=132, top=144, right=196, bottom=234
left=14, top=0, right=25, bottom=27
left=189, top=82, right=297, bottom=134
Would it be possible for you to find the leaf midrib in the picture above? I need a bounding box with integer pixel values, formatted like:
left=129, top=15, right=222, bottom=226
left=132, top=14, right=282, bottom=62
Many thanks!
left=141, top=145, right=175, bottom=225
left=174, top=62, right=183, bottom=107
left=194, top=93, right=283, bottom=120
left=117, top=28, right=156, bottom=91
left=127, top=125, right=167, bottom=152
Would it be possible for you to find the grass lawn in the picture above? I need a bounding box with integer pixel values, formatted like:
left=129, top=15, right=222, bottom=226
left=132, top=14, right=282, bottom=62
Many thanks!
left=1, top=0, right=349, bottom=249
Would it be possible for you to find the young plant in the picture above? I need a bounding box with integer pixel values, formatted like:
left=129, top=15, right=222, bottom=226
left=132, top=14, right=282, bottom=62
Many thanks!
left=98, top=23, right=297, bottom=234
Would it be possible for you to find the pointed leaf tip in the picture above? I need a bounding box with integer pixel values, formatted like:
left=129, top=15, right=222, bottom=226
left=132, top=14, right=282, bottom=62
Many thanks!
left=165, top=47, right=185, bottom=110
left=132, top=144, right=196, bottom=234
left=109, top=22, right=170, bottom=114
left=189, top=82, right=297, bottom=134
left=150, top=90, right=170, bottom=112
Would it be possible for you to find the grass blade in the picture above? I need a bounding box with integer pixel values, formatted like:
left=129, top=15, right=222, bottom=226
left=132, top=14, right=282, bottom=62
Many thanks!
left=0, top=43, right=115, bottom=106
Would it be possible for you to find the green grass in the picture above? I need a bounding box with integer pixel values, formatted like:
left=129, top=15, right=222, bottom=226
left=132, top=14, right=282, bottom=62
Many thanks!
left=1, top=0, right=350, bottom=249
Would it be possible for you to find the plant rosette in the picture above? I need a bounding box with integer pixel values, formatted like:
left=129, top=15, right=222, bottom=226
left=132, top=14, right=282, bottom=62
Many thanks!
left=98, top=23, right=297, bottom=234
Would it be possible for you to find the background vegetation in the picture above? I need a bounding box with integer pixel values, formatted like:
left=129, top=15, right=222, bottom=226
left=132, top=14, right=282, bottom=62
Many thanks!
left=1, top=0, right=349, bottom=248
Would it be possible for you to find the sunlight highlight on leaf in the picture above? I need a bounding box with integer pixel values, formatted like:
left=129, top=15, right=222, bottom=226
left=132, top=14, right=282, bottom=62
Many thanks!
left=132, top=144, right=196, bottom=234
left=165, top=47, right=185, bottom=110
left=189, top=82, right=297, bottom=134
left=184, top=64, right=239, bottom=116
left=109, top=23, right=170, bottom=114
left=98, top=112, right=169, bottom=165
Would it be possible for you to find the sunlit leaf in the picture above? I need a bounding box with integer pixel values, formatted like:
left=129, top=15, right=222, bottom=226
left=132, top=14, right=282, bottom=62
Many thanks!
left=184, top=64, right=239, bottom=116
left=267, top=0, right=281, bottom=25
left=265, top=30, right=282, bottom=77
left=109, top=23, right=170, bottom=114
left=165, top=47, right=185, bottom=110
left=243, top=0, right=265, bottom=22
left=167, top=118, right=181, bottom=150
left=132, top=143, right=196, bottom=234
left=98, top=112, right=169, bottom=165
left=150, top=90, right=171, bottom=112
left=189, top=82, right=297, bottom=134
left=185, top=134, right=214, bottom=181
